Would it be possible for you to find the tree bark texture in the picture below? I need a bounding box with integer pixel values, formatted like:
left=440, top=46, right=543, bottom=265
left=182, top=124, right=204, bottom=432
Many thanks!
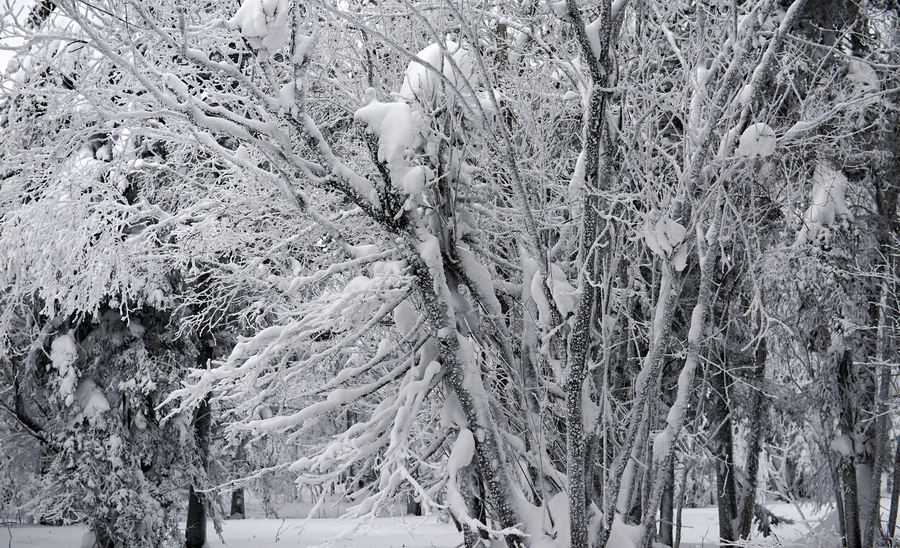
left=888, top=439, right=900, bottom=539
left=709, top=359, right=737, bottom=546
left=408, top=244, right=523, bottom=548
left=659, top=456, right=675, bottom=546
left=738, top=331, right=767, bottom=540
left=186, top=396, right=211, bottom=548
left=837, top=350, right=862, bottom=548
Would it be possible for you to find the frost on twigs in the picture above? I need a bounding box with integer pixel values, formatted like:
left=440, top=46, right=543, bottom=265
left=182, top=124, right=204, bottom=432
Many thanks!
left=796, top=162, right=854, bottom=246
left=737, top=123, right=776, bottom=158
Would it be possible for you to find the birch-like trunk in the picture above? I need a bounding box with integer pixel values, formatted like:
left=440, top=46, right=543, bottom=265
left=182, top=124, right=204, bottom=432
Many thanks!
left=560, top=1, right=618, bottom=546
left=638, top=199, right=724, bottom=548
left=407, top=239, right=523, bottom=547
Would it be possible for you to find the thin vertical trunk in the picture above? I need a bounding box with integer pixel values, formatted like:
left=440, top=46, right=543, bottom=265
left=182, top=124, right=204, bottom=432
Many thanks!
left=638, top=198, right=724, bottom=548
left=837, top=350, right=862, bottom=548
left=709, top=359, right=738, bottom=546
left=186, top=396, right=210, bottom=548
left=659, top=456, right=675, bottom=546
left=888, top=439, right=900, bottom=539
left=864, top=275, right=892, bottom=548
left=567, top=191, right=601, bottom=548
left=738, top=330, right=767, bottom=539
left=561, top=1, right=617, bottom=546
left=230, top=439, right=245, bottom=519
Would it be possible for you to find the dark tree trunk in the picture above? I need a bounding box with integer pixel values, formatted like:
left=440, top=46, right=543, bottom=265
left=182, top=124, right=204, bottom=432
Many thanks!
left=458, top=460, right=485, bottom=548
left=709, top=359, right=738, bottom=546
left=841, top=456, right=863, bottom=548
left=659, top=455, right=675, bottom=546
left=229, top=488, right=245, bottom=519
left=836, top=350, right=862, bottom=548
left=738, top=331, right=767, bottom=540
left=888, top=439, right=900, bottom=539
left=186, top=396, right=211, bottom=548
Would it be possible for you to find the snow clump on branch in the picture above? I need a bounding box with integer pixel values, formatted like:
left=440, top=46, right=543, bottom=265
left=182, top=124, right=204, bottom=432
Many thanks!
left=227, top=0, right=290, bottom=54
left=399, top=42, right=475, bottom=104
left=737, top=122, right=777, bottom=158
left=50, top=332, right=79, bottom=406
left=796, top=162, right=854, bottom=246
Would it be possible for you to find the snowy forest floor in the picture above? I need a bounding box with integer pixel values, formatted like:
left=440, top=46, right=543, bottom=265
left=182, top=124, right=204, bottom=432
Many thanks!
left=2, top=498, right=850, bottom=547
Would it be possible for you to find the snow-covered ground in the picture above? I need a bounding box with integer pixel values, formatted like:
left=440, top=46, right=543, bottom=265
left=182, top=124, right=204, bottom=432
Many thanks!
left=2, top=500, right=840, bottom=548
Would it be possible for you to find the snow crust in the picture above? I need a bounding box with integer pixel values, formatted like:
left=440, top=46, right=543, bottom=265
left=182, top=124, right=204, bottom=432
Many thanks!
left=737, top=122, right=776, bottom=158
left=227, top=0, right=291, bottom=53
left=796, top=162, right=854, bottom=246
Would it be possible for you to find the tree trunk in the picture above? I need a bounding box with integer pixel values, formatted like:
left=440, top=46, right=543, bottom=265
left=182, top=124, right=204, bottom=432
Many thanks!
left=709, top=358, right=738, bottom=546
left=738, top=331, right=767, bottom=540
left=837, top=350, right=862, bottom=548
left=186, top=396, right=211, bottom=548
left=408, top=246, right=523, bottom=548
left=888, top=439, right=900, bottom=539
left=659, top=456, right=675, bottom=546
left=229, top=488, right=244, bottom=520
left=458, top=460, right=485, bottom=548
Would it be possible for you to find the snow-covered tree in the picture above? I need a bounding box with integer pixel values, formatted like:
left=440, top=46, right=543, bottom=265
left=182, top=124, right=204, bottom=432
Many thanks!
left=2, top=1, right=899, bottom=548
